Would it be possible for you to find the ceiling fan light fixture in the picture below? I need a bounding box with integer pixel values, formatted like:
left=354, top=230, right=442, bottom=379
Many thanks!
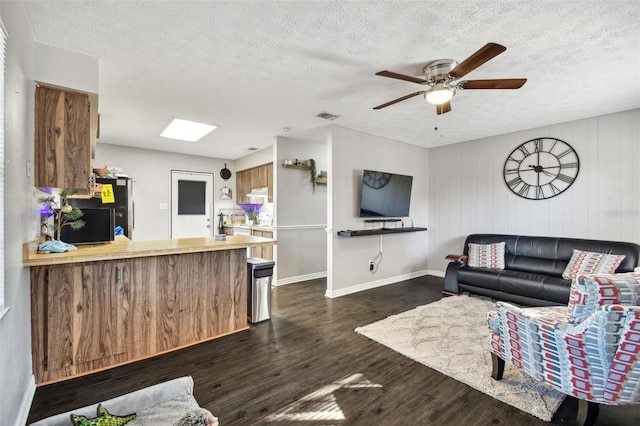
left=425, top=84, right=454, bottom=105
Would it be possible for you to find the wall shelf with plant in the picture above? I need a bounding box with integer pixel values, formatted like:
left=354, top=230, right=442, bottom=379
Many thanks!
left=281, top=163, right=310, bottom=170
left=282, top=159, right=324, bottom=193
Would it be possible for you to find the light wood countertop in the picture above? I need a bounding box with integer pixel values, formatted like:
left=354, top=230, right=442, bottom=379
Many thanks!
left=23, top=234, right=277, bottom=267
left=223, top=224, right=273, bottom=232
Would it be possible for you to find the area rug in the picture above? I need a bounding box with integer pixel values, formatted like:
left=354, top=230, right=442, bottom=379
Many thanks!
left=355, top=294, right=565, bottom=421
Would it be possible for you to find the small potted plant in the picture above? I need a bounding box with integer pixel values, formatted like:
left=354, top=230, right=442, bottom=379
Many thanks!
left=246, top=206, right=257, bottom=225
left=317, top=170, right=327, bottom=185
left=39, top=189, right=85, bottom=241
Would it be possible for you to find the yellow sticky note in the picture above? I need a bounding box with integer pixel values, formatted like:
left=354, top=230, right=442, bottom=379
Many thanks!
left=101, top=184, right=115, bottom=203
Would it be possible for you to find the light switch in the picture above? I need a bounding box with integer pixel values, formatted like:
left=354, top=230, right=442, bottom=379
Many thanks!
left=159, top=203, right=168, bottom=210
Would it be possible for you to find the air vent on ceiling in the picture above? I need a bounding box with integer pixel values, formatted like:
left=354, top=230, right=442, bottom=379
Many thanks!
left=316, top=112, right=340, bottom=120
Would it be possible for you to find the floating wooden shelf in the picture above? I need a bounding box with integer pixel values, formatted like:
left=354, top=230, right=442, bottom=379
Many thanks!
left=316, top=177, right=327, bottom=185
left=337, top=227, right=427, bottom=237
left=282, top=163, right=310, bottom=170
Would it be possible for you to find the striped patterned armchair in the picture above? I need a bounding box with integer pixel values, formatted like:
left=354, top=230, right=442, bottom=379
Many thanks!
left=488, top=273, right=640, bottom=425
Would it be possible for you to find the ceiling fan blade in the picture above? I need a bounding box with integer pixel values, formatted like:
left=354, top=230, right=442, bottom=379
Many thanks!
left=459, top=78, right=527, bottom=89
left=449, top=43, right=507, bottom=79
left=436, top=101, right=451, bottom=115
left=373, top=91, right=424, bottom=110
left=375, top=70, right=427, bottom=84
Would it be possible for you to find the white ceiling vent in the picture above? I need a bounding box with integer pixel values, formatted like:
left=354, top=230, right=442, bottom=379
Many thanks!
left=317, top=112, right=339, bottom=121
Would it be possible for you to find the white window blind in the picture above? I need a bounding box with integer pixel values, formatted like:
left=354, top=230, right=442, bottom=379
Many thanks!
left=0, top=22, right=6, bottom=311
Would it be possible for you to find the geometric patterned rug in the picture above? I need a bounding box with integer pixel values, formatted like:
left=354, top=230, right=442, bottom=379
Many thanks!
left=355, top=294, right=565, bottom=421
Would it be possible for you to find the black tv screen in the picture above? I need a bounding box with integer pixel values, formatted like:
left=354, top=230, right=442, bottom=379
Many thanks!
left=60, top=208, right=115, bottom=245
left=359, top=169, right=413, bottom=218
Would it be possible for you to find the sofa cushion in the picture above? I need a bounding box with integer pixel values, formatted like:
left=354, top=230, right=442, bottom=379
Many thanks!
left=505, top=255, right=567, bottom=277
left=467, top=242, right=505, bottom=269
left=128, top=394, right=200, bottom=426
left=457, top=267, right=502, bottom=291
left=30, top=377, right=195, bottom=426
left=497, top=270, right=571, bottom=303
left=562, top=249, right=626, bottom=280
left=565, top=273, right=640, bottom=323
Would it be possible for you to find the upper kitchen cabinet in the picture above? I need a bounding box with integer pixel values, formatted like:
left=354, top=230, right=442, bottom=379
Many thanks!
left=236, top=168, right=250, bottom=205
left=236, top=163, right=273, bottom=204
left=34, top=84, right=97, bottom=190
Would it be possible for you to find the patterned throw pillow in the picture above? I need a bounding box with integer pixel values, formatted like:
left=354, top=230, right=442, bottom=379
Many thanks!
left=561, top=249, right=625, bottom=280
left=467, top=242, right=506, bottom=270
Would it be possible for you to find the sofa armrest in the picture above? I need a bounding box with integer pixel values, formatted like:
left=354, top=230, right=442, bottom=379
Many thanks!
left=445, top=254, right=468, bottom=264
left=566, top=273, right=640, bottom=324
left=30, top=376, right=195, bottom=426
left=443, top=261, right=466, bottom=295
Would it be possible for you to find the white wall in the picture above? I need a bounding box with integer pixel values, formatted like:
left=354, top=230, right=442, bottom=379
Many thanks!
left=235, top=145, right=273, bottom=171
left=94, top=144, right=237, bottom=240
left=35, top=43, right=98, bottom=94
left=274, top=135, right=327, bottom=284
left=1, top=2, right=39, bottom=424
left=428, top=109, right=640, bottom=274
left=328, top=126, right=429, bottom=297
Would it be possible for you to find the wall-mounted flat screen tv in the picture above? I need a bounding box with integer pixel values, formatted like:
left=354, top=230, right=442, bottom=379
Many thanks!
left=359, top=169, right=413, bottom=218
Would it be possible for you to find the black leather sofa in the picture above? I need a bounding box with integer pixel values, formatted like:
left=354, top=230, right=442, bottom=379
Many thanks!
left=443, top=234, right=640, bottom=306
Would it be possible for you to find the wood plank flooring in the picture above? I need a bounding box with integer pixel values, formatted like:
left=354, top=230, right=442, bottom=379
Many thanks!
left=27, top=276, right=639, bottom=425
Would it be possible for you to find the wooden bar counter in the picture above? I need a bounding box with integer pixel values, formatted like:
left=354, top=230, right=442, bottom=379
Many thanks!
left=24, top=235, right=276, bottom=385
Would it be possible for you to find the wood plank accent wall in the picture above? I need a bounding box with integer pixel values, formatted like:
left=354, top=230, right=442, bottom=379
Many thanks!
left=30, top=249, right=248, bottom=384
left=427, top=109, right=640, bottom=274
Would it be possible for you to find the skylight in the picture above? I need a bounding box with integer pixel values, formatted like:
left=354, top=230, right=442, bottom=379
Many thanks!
left=160, top=118, right=216, bottom=142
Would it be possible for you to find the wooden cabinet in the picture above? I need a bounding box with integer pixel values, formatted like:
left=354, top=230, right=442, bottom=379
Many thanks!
left=236, top=163, right=273, bottom=204
left=236, top=169, right=251, bottom=205
left=252, top=230, right=273, bottom=260
left=30, top=259, right=130, bottom=383
left=34, top=85, right=92, bottom=190
left=30, top=249, right=248, bottom=384
left=253, top=165, right=269, bottom=188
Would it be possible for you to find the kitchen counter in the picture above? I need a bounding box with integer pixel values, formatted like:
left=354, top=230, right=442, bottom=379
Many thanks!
left=223, top=224, right=273, bottom=231
left=26, top=234, right=277, bottom=384
left=23, top=234, right=276, bottom=267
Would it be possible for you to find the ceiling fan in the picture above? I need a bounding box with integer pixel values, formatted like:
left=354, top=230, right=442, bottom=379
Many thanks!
left=373, top=42, right=527, bottom=115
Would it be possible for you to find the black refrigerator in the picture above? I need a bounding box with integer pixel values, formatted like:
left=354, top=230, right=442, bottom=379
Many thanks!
left=69, top=177, right=134, bottom=238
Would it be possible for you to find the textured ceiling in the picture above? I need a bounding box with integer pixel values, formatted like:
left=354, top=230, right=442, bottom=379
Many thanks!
left=22, top=1, right=640, bottom=160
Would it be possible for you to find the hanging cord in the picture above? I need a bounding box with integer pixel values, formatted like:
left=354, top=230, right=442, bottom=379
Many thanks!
left=370, top=234, right=383, bottom=273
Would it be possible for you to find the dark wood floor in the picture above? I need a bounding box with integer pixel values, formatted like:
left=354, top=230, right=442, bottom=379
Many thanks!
left=28, top=276, right=639, bottom=425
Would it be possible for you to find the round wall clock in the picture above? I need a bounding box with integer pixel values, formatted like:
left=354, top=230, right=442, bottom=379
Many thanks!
left=503, top=137, right=579, bottom=200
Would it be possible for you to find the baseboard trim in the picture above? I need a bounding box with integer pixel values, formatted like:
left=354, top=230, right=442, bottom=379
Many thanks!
left=325, top=270, right=430, bottom=298
left=427, top=269, right=445, bottom=278
left=275, top=271, right=327, bottom=286
left=16, top=375, right=36, bottom=426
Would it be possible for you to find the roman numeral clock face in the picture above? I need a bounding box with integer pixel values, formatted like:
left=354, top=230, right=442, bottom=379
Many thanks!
left=503, top=138, right=579, bottom=200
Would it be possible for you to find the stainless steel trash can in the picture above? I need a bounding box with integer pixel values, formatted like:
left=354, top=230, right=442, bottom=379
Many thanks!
left=247, top=257, right=275, bottom=323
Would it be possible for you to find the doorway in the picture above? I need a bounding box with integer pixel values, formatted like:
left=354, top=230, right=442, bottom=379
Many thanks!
left=170, top=170, right=214, bottom=239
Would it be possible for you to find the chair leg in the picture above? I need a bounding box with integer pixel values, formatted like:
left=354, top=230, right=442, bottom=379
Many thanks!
left=575, top=399, right=599, bottom=426
left=491, top=353, right=505, bottom=380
